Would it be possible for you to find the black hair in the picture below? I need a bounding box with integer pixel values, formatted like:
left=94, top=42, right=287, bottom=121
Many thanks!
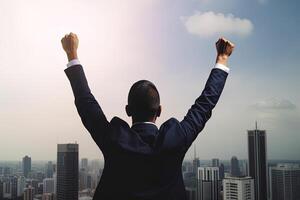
left=127, top=80, right=160, bottom=121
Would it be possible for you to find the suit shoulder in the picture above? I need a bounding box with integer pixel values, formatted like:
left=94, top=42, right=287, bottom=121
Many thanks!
left=110, top=116, right=130, bottom=128
left=159, top=118, right=181, bottom=131
left=161, top=117, right=180, bottom=125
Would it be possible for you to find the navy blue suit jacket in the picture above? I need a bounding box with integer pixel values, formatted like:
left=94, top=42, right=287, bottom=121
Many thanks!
left=65, top=65, right=228, bottom=200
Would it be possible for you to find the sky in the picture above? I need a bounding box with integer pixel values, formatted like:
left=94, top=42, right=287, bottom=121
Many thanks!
left=0, top=0, right=299, bottom=161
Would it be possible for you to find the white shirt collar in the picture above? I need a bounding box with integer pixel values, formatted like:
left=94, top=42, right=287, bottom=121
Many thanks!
left=132, top=122, right=157, bottom=128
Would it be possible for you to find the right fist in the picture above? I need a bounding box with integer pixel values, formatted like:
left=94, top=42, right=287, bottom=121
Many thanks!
left=216, top=37, right=235, bottom=57
left=61, top=33, right=79, bottom=61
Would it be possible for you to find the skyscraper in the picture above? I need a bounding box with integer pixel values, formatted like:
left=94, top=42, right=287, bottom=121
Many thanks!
left=42, top=193, right=55, bottom=200
left=24, top=186, right=35, bottom=200
left=219, top=164, right=225, bottom=181
left=223, top=176, right=254, bottom=200
left=11, top=176, right=18, bottom=199
left=45, top=161, right=54, bottom=178
left=56, top=143, right=79, bottom=200
left=22, top=155, right=31, bottom=178
left=247, top=123, right=268, bottom=200
left=212, top=159, right=220, bottom=167
left=193, top=145, right=200, bottom=175
left=0, top=179, right=3, bottom=200
left=17, top=176, right=26, bottom=197
left=231, top=156, right=240, bottom=177
left=81, top=158, right=88, bottom=170
left=186, top=187, right=196, bottom=200
left=43, top=178, right=55, bottom=194
left=196, top=167, right=221, bottom=200
left=79, top=168, right=88, bottom=190
left=270, top=164, right=300, bottom=200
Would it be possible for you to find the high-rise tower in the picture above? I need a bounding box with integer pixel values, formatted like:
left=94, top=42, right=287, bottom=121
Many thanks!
left=22, top=155, right=31, bottom=178
left=247, top=122, right=268, bottom=200
left=56, top=143, right=78, bottom=200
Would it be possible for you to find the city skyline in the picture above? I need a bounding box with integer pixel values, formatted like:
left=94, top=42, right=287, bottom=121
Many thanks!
left=0, top=0, right=299, bottom=161
left=1, top=142, right=300, bottom=199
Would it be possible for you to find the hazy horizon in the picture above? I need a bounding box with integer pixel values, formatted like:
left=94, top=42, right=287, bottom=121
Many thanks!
left=1, top=0, right=299, bottom=161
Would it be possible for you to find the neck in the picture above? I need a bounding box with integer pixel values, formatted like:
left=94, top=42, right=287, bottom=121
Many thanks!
left=132, top=117, right=156, bottom=124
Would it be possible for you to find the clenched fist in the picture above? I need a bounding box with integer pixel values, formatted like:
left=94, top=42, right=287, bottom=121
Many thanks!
left=61, top=33, right=79, bottom=61
left=215, top=37, right=235, bottom=66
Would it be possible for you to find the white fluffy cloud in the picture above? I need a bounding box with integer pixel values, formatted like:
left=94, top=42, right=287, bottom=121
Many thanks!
left=251, top=98, right=297, bottom=111
left=181, top=11, right=254, bottom=37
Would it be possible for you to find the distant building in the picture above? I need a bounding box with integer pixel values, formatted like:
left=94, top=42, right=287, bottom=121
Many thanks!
left=270, top=164, right=300, bottom=200
left=56, top=143, right=79, bottom=200
left=81, top=158, right=88, bottom=170
left=223, top=176, right=254, bottom=200
left=219, top=163, right=225, bottom=181
left=17, top=176, right=26, bottom=197
left=42, top=193, right=55, bottom=200
left=3, top=167, right=11, bottom=176
left=212, top=159, right=220, bottom=167
left=3, top=180, right=11, bottom=199
left=193, top=145, right=200, bottom=176
left=79, top=197, right=93, bottom=200
left=24, top=186, right=35, bottom=200
left=43, top=178, right=55, bottom=194
left=240, top=160, right=248, bottom=177
left=45, top=161, right=54, bottom=178
left=196, top=167, right=221, bottom=200
left=186, top=187, right=196, bottom=200
left=86, top=174, right=92, bottom=189
left=79, top=168, right=88, bottom=190
left=193, top=158, right=200, bottom=175
left=53, top=172, right=56, bottom=195
left=22, top=156, right=31, bottom=178
left=248, top=123, right=268, bottom=200
left=0, top=179, right=3, bottom=199
left=230, top=156, right=240, bottom=177
left=10, top=176, right=18, bottom=199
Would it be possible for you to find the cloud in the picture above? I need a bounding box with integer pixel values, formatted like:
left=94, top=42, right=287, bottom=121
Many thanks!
left=251, top=98, right=297, bottom=111
left=181, top=11, right=254, bottom=37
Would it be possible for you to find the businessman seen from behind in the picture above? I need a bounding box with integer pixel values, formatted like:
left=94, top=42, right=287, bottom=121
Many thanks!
left=61, top=33, right=234, bottom=200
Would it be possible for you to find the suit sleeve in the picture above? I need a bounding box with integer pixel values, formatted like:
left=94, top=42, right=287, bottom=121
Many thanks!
left=65, top=65, right=110, bottom=150
left=180, top=68, right=228, bottom=150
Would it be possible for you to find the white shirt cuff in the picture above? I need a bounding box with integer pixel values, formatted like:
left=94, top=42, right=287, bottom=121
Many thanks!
left=66, top=59, right=81, bottom=68
left=214, top=63, right=230, bottom=73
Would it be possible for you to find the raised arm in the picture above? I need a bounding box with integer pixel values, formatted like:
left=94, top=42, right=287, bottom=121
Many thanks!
left=61, top=33, right=110, bottom=150
left=180, top=38, right=235, bottom=149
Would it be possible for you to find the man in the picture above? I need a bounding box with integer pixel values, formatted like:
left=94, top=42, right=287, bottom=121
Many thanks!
left=61, top=33, right=234, bottom=200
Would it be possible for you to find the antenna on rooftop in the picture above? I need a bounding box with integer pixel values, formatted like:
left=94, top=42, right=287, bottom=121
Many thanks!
left=194, top=144, right=197, bottom=159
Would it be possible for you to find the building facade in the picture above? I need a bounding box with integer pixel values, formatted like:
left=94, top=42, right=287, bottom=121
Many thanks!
left=231, top=156, right=240, bottom=177
left=197, top=167, right=221, bottom=200
left=247, top=125, right=268, bottom=200
left=223, top=176, right=254, bottom=200
left=43, top=178, right=55, bottom=194
left=22, top=156, right=31, bottom=178
left=56, top=143, right=79, bottom=200
left=270, top=164, right=300, bottom=200
left=24, top=186, right=35, bottom=200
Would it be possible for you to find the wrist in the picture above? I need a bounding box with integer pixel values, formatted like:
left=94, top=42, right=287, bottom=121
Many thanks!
left=67, top=52, right=78, bottom=62
left=216, top=54, right=228, bottom=66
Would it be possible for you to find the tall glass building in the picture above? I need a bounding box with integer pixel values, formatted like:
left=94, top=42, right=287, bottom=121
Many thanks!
left=247, top=123, right=267, bottom=200
left=57, top=143, right=79, bottom=200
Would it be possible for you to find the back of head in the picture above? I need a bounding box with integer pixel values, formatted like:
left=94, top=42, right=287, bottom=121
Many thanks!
left=127, top=80, right=161, bottom=122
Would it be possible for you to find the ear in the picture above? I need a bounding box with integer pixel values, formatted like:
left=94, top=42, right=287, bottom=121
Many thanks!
left=156, top=105, right=162, bottom=118
left=126, top=105, right=132, bottom=117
